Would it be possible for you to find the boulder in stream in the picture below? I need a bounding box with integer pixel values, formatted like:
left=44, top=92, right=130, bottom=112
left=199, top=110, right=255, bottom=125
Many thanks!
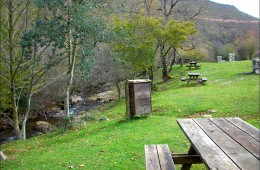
left=70, top=95, right=83, bottom=104
left=34, top=121, right=52, bottom=133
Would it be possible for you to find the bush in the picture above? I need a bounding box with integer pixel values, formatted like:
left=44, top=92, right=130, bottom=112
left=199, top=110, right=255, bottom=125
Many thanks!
left=180, top=50, right=207, bottom=62
left=81, top=114, right=96, bottom=122
left=63, top=115, right=75, bottom=131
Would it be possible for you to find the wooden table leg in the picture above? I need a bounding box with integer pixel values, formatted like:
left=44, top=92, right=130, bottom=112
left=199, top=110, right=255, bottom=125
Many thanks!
left=181, top=145, right=197, bottom=170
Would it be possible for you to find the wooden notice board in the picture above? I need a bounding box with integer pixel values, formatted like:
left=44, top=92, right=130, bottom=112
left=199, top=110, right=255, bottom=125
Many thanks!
left=125, top=79, right=152, bottom=119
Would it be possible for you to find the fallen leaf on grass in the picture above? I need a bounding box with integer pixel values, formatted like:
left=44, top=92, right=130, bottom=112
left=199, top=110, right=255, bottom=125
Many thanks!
left=78, top=164, right=84, bottom=168
left=10, top=156, right=18, bottom=160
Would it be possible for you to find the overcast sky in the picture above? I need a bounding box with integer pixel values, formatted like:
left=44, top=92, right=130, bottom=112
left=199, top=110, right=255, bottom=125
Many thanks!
left=210, top=0, right=259, bottom=18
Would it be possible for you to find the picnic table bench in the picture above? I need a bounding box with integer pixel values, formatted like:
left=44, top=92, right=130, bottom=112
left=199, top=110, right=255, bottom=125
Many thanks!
left=186, top=61, right=201, bottom=69
left=145, top=144, right=175, bottom=170
left=145, top=117, right=260, bottom=170
left=181, top=73, right=207, bottom=84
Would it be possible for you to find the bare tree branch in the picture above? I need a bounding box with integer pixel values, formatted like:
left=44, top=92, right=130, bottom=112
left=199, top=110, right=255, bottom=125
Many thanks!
left=0, top=71, right=10, bottom=79
left=165, top=46, right=172, bottom=56
left=180, top=44, right=195, bottom=51
left=0, top=112, right=14, bottom=125
left=184, top=5, right=205, bottom=21
left=13, top=1, right=30, bottom=27
left=32, top=72, right=66, bottom=95
left=16, top=88, right=23, bottom=111
left=144, top=0, right=154, bottom=16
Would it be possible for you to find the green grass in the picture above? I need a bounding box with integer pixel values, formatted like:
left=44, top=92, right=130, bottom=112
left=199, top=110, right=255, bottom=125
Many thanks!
left=1, top=60, right=259, bottom=170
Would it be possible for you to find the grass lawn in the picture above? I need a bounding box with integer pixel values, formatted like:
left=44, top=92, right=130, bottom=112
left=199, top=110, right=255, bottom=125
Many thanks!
left=1, top=60, right=259, bottom=170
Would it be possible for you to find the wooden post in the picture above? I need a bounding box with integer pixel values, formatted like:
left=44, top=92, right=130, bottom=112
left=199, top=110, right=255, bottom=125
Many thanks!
left=181, top=146, right=197, bottom=170
left=125, top=80, right=131, bottom=119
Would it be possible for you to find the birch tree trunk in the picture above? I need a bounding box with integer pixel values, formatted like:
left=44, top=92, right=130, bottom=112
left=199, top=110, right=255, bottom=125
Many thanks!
left=21, top=42, right=36, bottom=140
left=21, top=93, right=32, bottom=139
left=64, top=42, right=76, bottom=117
left=64, top=0, right=73, bottom=117
left=64, top=11, right=77, bottom=117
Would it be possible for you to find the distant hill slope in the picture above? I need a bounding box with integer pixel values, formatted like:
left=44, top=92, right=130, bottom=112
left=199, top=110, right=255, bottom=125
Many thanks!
left=198, top=0, right=258, bottom=21
left=191, top=0, right=259, bottom=60
left=109, top=0, right=259, bottom=60
left=175, top=0, right=259, bottom=60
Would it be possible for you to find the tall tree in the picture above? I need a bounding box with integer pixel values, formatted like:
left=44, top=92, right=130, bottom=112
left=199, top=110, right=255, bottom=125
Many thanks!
left=156, top=0, right=203, bottom=80
left=0, top=0, right=62, bottom=139
left=18, top=23, right=66, bottom=139
left=111, top=14, right=156, bottom=80
left=0, top=0, right=7, bottom=111
left=111, top=14, right=197, bottom=82
left=34, top=0, right=108, bottom=116
left=0, top=0, right=33, bottom=139
left=118, top=0, right=204, bottom=81
left=152, top=18, right=197, bottom=81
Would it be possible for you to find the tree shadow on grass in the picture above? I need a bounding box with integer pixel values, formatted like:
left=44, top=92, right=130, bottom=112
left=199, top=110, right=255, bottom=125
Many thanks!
left=237, top=71, right=255, bottom=75
left=117, top=115, right=149, bottom=124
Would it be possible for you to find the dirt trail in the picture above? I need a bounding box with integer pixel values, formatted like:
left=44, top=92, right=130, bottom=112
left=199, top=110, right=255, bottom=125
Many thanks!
left=196, top=17, right=259, bottom=23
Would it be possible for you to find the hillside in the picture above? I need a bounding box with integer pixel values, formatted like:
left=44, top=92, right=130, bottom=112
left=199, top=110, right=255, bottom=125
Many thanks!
left=1, top=61, right=259, bottom=170
left=193, top=0, right=259, bottom=58
left=110, top=0, right=259, bottom=61
left=198, top=0, right=258, bottom=20
left=195, top=0, right=259, bottom=35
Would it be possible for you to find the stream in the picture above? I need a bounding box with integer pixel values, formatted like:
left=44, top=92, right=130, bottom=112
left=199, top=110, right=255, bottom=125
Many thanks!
left=0, top=98, right=101, bottom=145
left=0, top=83, right=119, bottom=145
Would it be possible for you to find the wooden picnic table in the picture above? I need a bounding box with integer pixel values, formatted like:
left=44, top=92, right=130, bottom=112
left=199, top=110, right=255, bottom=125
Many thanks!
left=189, top=61, right=197, bottom=65
left=187, top=73, right=200, bottom=80
left=186, top=61, right=200, bottom=69
left=177, top=117, right=260, bottom=170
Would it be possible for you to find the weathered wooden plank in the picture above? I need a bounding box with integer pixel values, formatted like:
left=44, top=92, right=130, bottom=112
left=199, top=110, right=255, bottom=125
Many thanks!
left=211, top=118, right=260, bottom=159
left=145, top=145, right=161, bottom=170
left=157, top=144, right=175, bottom=170
left=181, top=145, right=197, bottom=170
left=135, top=91, right=151, bottom=98
left=125, top=80, right=131, bottom=119
left=135, top=98, right=151, bottom=114
left=226, top=117, right=260, bottom=141
left=187, top=73, right=200, bottom=76
left=134, top=82, right=151, bottom=92
left=177, top=119, right=239, bottom=170
left=128, top=79, right=151, bottom=83
left=195, top=118, right=260, bottom=170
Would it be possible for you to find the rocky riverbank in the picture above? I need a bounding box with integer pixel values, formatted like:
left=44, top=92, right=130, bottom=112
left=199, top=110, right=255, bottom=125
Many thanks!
left=0, top=83, right=123, bottom=144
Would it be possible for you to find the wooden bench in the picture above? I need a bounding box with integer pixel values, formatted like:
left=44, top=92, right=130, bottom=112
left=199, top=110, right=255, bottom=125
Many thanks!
left=145, top=144, right=176, bottom=170
left=198, top=77, right=207, bottom=84
left=184, top=58, right=190, bottom=63
left=181, top=77, right=187, bottom=81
